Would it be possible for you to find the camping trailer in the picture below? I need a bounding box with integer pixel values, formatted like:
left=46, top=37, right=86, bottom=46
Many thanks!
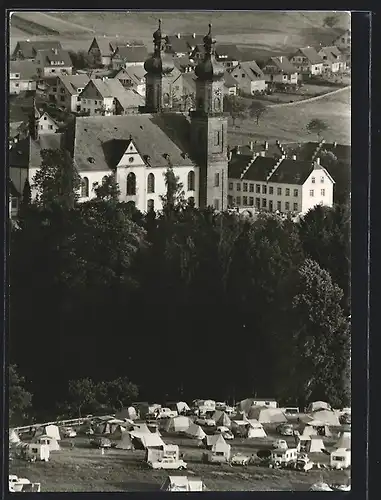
left=25, top=443, right=50, bottom=462
left=32, top=435, right=60, bottom=451
left=330, top=448, right=351, bottom=469
left=270, top=448, right=298, bottom=466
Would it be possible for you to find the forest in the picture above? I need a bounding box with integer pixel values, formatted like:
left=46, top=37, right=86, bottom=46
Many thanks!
left=9, top=149, right=351, bottom=424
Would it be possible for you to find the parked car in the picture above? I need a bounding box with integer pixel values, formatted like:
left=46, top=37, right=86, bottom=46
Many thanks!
left=62, top=427, right=77, bottom=438
left=148, top=457, right=187, bottom=470
left=9, top=475, right=31, bottom=492
left=195, top=417, right=215, bottom=427
left=230, top=454, right=251, bottom=466
left=294, top=457, right=314, bottom=472
left=276, top=424, right=294, bottom=436
left=216, top=427, right=234, bottom=440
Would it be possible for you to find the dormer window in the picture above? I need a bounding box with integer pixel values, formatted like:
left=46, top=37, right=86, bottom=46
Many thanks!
left=87, top=157, right=95, bottom=163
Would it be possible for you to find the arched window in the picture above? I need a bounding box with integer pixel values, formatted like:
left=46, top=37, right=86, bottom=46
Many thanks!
left=147, top=173, right=155, bottom=193
left=188, top=196, right=195, bottom=207
left=214, top=97, right=221, bottom=111
left=163, top=93, right=170, bottom=106
left=81, top=177, right=89, bottom=197
left=102, top=175, right=108, bottom=184
left=187, top=170, right=195, bottom=191
left=127, top=172, right=136, bottom=195
left=147, top=199, right=154, bottom=211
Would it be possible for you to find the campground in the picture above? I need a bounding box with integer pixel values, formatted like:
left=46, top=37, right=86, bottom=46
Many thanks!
left=10, top=423, right=349, bottom=492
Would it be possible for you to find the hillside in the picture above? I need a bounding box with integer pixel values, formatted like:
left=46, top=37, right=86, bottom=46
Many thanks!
left=10, top=11, right=350, bottom=55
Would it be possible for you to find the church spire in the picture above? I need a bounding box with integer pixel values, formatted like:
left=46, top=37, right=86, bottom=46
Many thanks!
left=195, top=23, right=224, bottom=82
left=143, top=19, right=164, bottom=112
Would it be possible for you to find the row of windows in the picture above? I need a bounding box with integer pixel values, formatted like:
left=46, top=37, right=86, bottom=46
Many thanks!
left=310, top=189, right=325, bottom=197
left=229, top=182, right=299, bottom=197
left=232, top=196, right=299, bottom=212
left=311, top=176, right=325, bottom=184
left=80, top=171, right=196, bottom=198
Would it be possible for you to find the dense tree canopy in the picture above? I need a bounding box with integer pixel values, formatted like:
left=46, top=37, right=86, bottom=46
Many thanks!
left=9, top=158, right=351, bottom=417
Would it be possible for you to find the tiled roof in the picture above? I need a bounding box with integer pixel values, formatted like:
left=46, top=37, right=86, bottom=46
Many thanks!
left=123, top=65, right=147, bottom=84
left=268, top=159, right=315, bottom=184
left=181, top=72, right=197, bottom=93
left=165, top=36, right=189, bottom=54
left=181, top=34, right=204, bottom=49
left=263, top=56, right=297, bottom=74
left=319, top=46, right=343, bottom=62
left=13, top=40, right=62, bottom=59
left=115, top=88, right=144, bottom=109
left=10, top=60, right=38, bottom=80
left=215, top=44, right=241, bottom=62
left=295, top=47, right=324, bottom=65
left=82, top=78, right=131, bottom=99
left=242, top=156, right=278, bottom=181
left=36, top=48, right=72, bottom=67
left=9, top=138, right=30, bottom=167
left=73, top=114, right=195, bottom=172
left=223, top=71, right=238, bottom=88
left=228, top=155, right=252, bottom=179
left=113, top=46, right=148, bottom=62
left=58, top=74, right=90, bottom=95
left=231, top=61, right=265, bottom=81
left=173, top=56, right=195, bottom=71
left=89, top=37, right=119, bottom=56
left=30, top=134, right=66, bottom=169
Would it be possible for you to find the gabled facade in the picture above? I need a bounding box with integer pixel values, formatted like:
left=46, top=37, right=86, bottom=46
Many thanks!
left=35, top=48, right=73, bottom=78
left=12, top=40, right=62, bottom=60
left=318, top=46, right=346, bottom=73
left=78, top=79, right=132, bottom=116
left=115, top=67, right=146, bottom=96
left=289, top=47, right=324, bottom=78
left=261, top=56, right=298, bottom=87
left=87, top=37, right=119, bottom=66
left=36, top=111, right=61, bottom=134
left=229, top=61, right=267, bottom=95
left=48, top=74, right=90, bottom=112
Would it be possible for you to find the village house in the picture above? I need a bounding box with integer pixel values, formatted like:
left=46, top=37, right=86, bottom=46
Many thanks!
left=228, top=142, right=334, bottom=215
left=173, top=56, right=196, bottom=73
left=261, top=56, right=298, bottom=88
left=214, top=44, right=241, bottom=69
left=289, top=47, right=324, bottom=78
left=35, top=110, right=62, bottom=134
left=87, top=37, right=119, bottom=67
left=48, top=74, right=90, bottom=112
left=111, top=45, right=149, bottom=70
left=223, top=71, right=238, bottom=96
left=35, top=48, right=73, bottom=78
left=332, top=28, right=351, bottom=52
left=115, top=66, right=146, bottom=96
left=229, top=61, right=267, bottom=95
left=9, top=60, right=37, bottom=94
left=318, top=46, right=346, bottom=73
left=165, top=33, right=204, bottom=57
left=12, top=40, right=62, bottom=61
left=79, top=78, right=143, bottom=116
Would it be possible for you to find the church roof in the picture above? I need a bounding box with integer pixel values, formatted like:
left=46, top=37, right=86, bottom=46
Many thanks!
left=242, top=156, right=278, bottom=181
left=73, top=114, right=195, bottom=172
left=113, top=45, right=148, bottom=62
left=269, top=159, right=317, bottom=185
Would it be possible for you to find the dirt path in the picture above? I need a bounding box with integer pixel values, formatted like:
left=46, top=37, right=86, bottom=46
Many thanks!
left=268, top=85, right=351, bottom=109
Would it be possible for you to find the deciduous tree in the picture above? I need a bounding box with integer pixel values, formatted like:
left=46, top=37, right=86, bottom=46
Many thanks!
left=306, top=118, right=328, bottom=140
left=248, top=100, right=267, bottom=125
left=68, top=378, right=97, bottom=418
left=223, top=95, right=247, bottom=127
left=9, top=364, right=32, bottom=426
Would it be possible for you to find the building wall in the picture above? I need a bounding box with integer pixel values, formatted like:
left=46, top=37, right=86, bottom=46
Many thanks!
left=39, top=66, right=73, bottom=77
left=77, top=170, right=111, bottom=201
left=250, top=80, right=267, bottom=93
left=264, top=72, right=298, bottom=85
left=80, top=96, right=115, bottom=115
left=301, top=168, right=334, bottom=214
left=37, top=114, right=59, bottom=134
left=9, top=79, right=36, bottom=94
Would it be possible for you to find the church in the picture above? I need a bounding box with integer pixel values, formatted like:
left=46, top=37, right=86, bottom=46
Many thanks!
left=10, top=21, right=335, bottom=217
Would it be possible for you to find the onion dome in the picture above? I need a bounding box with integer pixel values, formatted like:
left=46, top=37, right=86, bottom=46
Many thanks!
left=195, top=24, right=225, bottom=81
left=144, top=19, right=163, bottom=75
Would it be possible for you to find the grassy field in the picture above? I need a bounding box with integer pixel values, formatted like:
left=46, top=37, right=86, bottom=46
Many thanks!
left=229, top=86, right=351, bottom=146
left=9, top=11, right=350, bottom=56
left=10, top=426, right=349, bottom=492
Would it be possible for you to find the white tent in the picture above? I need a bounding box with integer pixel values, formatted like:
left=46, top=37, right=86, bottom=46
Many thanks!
left=165, top=416, right=193, bottom=433
left=247, top=406, right=287, bottom=424
left=185, top=423, right=206, bottom=440
left=115, top=430, right=134, bottom=450
left=205, top=434, right=231, bottom=460
left=335, top=431, right=351, bottom=450
left=110, top=424, right=127, bottom=440
left=44, top=425, right=61, bottom=441
left=311, top=410, right=340, bottom=427
left=297, top=435, right=325, bottom=453
left=212, top=410, right=232, bottom=428
left=301, top=422, right=331, bottom=437
left=161, top=476, right=206, bottom=492
left=32, top=434, right=60, bottom=451
left=246, top=419, right=267, bottom=438
left=129, top=430, right=165, bottom=449
left=307, top=401, right=332, bottom=412
left=176, top=402, right=190, bottom=414
left=9, top=429, right=20, bottom=444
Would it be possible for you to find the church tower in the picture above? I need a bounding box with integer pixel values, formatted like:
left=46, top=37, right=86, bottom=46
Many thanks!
left=190, top=24, right=228, bottom=211
left=143, top=20, right=164, bottom=113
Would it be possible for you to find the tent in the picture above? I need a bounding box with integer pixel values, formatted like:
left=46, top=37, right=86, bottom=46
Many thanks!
left=236, top=398, right=255, bottom=415
left=110, top=424, right=127, bottom=441
left=213, top=410, right=232, bottom=428
left=32, top=434, right=60, bottom=451
left=307, top=401, right=332, bottom=413
left=297, top=435, right=325, bottom=453
left=129, top=430, right=165, bottom=449
left=330, top=448, right=351, bottom=469
left=115, top=407, right=138, bottom=421
left=9, top=429, right=20, bottom=444
left=115, top=430, right=134, bottom=450
left=164, top=416, right=193, bottom=433
left=44, top=425, right=61, bottom=441
left=205, top=434, right=231, bottom=460
left=247, top=406, right=287, bottom=424
left=176, top=402, right=190, bottom=414
left=96, top=419, right=128, bottom=436
left=185, top=423, right=206, bottom=440
left=335, top=431, right=351, bottom=450
left=311, top=410, right=340, bottom=427
left=246, top=420, right=267, bottom=438
left=301, top=422, right=331, bottom=438
left=161, top=476, right=206, bottom=492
